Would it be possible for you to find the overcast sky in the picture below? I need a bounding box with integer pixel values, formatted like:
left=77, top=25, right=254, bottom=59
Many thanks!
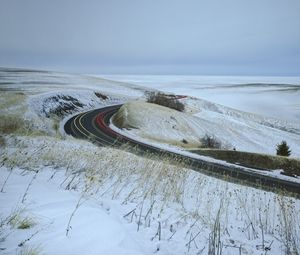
left=0, top=0, right=299, bottom=75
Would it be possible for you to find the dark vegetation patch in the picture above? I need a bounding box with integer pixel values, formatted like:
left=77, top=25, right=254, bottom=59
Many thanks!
left=199, top=135, right=222, bottom=149
left=95, top=92, right=109, bottom=100
left=276, top=140, right=291, bottom=157
left=42, top=95, right=86, bottom=118
left=182, top=139, right=188, bottom=144
left=0, top=87, right=25, bottom=92
left=0, top=67, right=49, bottom=73
left=146, top=92, right=185, bottom=112
left=0, top=135, right=6, bottom=147
left=0, top=82, right=15, bottom=85
left=191, top=149, right=300, bottom=177
left=20, top=81, right=66, bottom=85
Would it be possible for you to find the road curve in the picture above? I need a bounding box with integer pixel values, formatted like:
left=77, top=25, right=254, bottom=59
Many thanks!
left=64, top=104, right=300, bottom=197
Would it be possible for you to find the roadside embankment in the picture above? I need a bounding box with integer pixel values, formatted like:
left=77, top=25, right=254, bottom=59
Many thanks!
left=191, top=149, right=300, bottom=177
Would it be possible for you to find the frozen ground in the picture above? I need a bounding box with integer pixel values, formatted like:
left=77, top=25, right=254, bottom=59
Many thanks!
left=1, top=68, right=300, bottom=254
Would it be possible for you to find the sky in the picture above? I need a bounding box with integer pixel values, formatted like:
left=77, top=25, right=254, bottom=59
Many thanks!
left=0, top=0, right=300, bottom=75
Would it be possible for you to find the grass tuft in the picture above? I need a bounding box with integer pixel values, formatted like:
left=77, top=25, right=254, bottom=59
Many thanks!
left=16, top=217, right=36, bottom=229
left=9, top=212, right=36, bottom=230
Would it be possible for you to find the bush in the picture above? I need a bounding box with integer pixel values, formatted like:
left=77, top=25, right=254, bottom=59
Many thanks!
left=199, top=135, right=222, bottom=149
left=276, top=140, right=291, bottom=157
left=146, top=92, right=185, bottom=112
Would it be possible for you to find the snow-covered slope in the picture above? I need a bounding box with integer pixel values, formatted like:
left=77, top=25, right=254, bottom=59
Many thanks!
left=113, top=100, right=300, bottom=157
left=0, top=68, right=155, bottom=136
left=1, top=136, right=300, bottom=255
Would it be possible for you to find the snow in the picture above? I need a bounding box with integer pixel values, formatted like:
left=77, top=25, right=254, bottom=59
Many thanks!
left=1, top=68, right=300, bottom=255
left=101, top=74, right=300, bottom=123
left=0, top=167, right=146, bottom=255
left=112, top=100, right=300, bottom=157
left=2, top=136, right=300, bottom=255
left=1, top=158, right=300, bottom=254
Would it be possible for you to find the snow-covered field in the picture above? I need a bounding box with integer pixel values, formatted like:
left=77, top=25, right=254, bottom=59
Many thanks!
left=101, top=75, right=300, bottom=123
left=1, top=68, right=300, bottom=254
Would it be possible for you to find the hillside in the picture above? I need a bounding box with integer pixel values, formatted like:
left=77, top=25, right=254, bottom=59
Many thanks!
left=112, top=100, right=300, bottom=157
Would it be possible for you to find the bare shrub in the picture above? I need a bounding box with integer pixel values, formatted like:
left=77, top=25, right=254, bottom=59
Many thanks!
left=146, top=92, right=185, bottom=112
left=199, top=134, right=222, bottom=149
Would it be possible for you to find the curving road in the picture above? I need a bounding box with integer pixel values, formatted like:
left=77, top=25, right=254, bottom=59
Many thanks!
left=64, top=104, right=300, bottom=197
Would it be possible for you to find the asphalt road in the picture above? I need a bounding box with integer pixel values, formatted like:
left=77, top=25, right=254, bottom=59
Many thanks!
left=64, top=104, right=300, bottom=197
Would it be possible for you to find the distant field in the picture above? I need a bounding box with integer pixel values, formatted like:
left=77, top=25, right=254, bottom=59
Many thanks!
left=101, top=75, right=300, bottom=123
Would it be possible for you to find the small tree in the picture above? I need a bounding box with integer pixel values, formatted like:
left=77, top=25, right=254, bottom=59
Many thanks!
left=276, top=140, right=291, bottom=157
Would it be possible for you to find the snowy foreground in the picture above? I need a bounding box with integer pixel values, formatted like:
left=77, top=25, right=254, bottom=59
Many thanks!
left=1, top=68, right=300, bottom=254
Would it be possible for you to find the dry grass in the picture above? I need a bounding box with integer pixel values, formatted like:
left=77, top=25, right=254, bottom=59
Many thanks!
left=0, top=92, right=26, bottom=112
left=191, top=149, right=300, bottom=176
left=1, top=207, right=36, bottom=230
left=0, top=115, right=26, bottom=134
left=0, top=135, right=5, bottom=147
left=11, top=215, right=36, bottom=230
left=0, top=114, right=46, bottom=136
left=0, top=92, right=48, bottom=136
left=17, top=245, right=41, bottom=255
left=1, top=135, right=300, bottom=254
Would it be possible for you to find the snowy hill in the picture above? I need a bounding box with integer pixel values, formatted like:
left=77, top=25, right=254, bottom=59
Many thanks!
left=1, top=68, right=300, bottom=255
left=113, top=100, right=300, bottom=157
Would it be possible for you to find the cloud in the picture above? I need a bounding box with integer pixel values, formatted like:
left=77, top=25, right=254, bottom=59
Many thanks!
left=0, top=0, right=299, bottom=75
